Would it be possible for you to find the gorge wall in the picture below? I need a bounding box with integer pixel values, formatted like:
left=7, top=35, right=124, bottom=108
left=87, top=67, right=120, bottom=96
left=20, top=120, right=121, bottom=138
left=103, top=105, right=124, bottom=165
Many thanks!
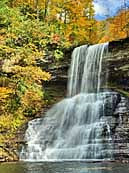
left=106, top=38, right=129, bottom=160
left=44, top=38, right=129, bottom=91
left=0, top=38, right=129, bottom=162
left=108, top=38, right=129, bottom=93
left=43, top=37, right=129, bottom=161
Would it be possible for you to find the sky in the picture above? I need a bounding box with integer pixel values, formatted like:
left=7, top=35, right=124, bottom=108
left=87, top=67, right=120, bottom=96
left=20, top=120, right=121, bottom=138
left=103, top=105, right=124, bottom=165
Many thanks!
left=93, top=0, right=129, bottom=20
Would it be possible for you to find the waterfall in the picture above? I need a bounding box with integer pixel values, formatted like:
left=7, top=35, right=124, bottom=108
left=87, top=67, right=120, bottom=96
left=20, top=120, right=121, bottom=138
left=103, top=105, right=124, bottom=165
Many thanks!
left=68, top=43, right=108, bottom=96
left=20, top=43, right=115, bottom=161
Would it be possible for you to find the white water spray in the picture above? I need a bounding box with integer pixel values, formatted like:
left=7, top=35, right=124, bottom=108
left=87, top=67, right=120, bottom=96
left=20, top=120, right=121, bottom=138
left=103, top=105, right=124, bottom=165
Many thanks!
left=20, top=43, right=115, bottom=161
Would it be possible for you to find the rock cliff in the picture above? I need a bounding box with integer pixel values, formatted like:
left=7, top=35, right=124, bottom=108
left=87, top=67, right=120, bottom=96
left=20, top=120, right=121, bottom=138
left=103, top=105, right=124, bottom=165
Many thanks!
left=1, top=37, right=129, bottom=162
left=106, top=38, right=129, bottom=161
left=43, top=37, right=129, bottom=161
left=108, top=37, right=129, bottom=94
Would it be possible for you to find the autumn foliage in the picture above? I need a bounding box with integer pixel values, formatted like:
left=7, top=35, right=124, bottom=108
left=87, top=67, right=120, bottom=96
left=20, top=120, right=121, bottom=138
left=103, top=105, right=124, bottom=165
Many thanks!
left=96, top=9, right=129, bottom=43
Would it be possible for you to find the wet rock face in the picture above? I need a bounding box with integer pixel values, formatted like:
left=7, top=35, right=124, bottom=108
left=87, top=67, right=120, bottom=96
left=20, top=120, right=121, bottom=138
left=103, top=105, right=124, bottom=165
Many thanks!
left=102, top=92, right=121, bottom=117
left=103, top=38, right=129, bottom=161
left=107, top=93, right=129, bottom=160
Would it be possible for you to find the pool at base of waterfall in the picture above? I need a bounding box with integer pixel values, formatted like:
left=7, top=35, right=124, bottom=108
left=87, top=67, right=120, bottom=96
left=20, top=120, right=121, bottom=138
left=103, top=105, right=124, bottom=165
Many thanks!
left=0, top=162, right=129, bottom=173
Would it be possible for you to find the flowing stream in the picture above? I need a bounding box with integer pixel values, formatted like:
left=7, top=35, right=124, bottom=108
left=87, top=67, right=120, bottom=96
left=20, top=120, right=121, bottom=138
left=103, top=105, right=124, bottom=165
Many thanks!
left=20, top=43, right=117, bottom=161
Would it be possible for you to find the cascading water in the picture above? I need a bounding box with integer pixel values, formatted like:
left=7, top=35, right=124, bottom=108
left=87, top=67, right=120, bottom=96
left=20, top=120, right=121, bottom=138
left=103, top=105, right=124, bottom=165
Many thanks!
left=20, top=43, right=115, bottom=161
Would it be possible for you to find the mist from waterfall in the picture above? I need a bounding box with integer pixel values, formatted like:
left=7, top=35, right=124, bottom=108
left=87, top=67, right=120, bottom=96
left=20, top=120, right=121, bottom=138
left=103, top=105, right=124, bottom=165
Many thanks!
left=20, top=43, right=115, bottom=161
